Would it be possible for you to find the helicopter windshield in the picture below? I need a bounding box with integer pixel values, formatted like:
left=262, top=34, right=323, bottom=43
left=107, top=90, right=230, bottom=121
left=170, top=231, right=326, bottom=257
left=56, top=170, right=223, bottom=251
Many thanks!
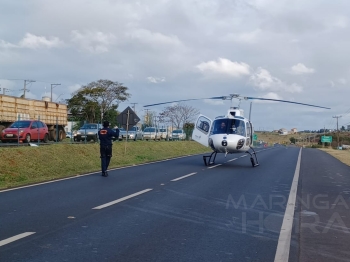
left=212, top=119, right=246, bottom=136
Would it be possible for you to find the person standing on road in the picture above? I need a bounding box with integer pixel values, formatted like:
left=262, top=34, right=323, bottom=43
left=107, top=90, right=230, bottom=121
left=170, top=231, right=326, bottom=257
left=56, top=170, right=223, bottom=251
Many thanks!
left=98, top=121, right=119, bottom=177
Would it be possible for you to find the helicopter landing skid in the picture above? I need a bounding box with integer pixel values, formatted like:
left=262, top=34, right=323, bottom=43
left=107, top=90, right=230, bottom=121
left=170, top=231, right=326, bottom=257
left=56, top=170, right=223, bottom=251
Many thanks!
left=245, top=147, right=259, bottom=167
left=203, top=151, right=218, bottom=166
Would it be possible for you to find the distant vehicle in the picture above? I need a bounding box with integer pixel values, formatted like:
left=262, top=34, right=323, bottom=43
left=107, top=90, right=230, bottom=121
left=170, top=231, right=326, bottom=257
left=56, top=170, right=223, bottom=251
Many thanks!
left=1, top=120, right=49, bottom=143
left=142, top=127, right=158, bottom=141
left=65, top=131, right=77, bottom=141
left=118, top=126, right=143, bottom=141
left=75, top=123, right=101, bottom=142
left=158, top=128, right=169, bottom=140
left=0, top=94, right=67, bottom=141
left=171, top=129, right=186, bottom=140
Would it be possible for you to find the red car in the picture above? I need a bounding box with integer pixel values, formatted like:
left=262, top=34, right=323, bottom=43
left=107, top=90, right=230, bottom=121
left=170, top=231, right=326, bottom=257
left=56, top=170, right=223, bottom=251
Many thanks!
left=1, top=120, right=49, bottom=143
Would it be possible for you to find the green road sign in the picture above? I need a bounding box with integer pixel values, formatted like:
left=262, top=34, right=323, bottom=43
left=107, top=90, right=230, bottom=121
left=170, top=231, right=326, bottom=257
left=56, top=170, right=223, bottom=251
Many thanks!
left=253, top=134, right=258, bottom=141
left=321, top=136, right=332, bottom=143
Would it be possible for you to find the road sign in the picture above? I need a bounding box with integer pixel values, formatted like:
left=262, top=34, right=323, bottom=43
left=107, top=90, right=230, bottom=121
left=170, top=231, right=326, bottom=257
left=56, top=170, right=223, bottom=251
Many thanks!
left=117, top=106, right=140, bottom=130
left=253, top=134, right=258, bottom=141
left=321, top=136, right=332, bottom=143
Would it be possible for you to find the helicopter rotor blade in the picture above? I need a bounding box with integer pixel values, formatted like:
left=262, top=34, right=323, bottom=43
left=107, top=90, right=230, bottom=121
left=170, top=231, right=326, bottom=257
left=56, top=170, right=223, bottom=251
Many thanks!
left=143, top=96, right=225, bottom=107
left=245, top=96, right=331, bottom=110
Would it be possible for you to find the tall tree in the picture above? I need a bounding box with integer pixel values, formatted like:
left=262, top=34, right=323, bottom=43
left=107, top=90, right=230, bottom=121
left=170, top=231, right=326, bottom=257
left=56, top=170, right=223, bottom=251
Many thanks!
left=67, top=79, right=130, bottom=123
left=160, top=103, right=200, bottom=129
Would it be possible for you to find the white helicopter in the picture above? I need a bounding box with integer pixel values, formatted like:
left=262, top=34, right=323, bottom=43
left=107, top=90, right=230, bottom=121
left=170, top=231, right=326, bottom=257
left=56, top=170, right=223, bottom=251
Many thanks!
left=144, top=94, right=330, bottom=167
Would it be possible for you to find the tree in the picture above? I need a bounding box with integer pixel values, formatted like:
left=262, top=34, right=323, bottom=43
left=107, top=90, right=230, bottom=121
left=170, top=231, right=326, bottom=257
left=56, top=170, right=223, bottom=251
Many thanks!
left=67, top=79, right=130, bottom=123
left=159, top=103, right=200, bottom=129
left=183, top=122, right=195, bottom=140
left=290, top=137, right=296, bottom=144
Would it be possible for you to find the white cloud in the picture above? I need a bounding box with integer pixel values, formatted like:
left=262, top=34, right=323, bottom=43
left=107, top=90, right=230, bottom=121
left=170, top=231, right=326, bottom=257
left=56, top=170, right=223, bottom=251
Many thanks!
left=290, top=63, right=315, bottom=75
left=0, top=33, right=63, bottom=49
left=67, top=84, right=82, bottom=94
left=126, top=29, right=182, bottom=47
left=19, top=33, right=63, bottom=49
left=223, top=29, right=262, bottom=44
left=250, top=67, right=303, bottom=93
left=71, top=30, right=116, bottom=53
left=0, top=39, right=17, bottom=48
left=338, top=78, right=347, bottom=85
left=147, top=77, right=166, bottom=84
left=196, top=58, right=251, bottom=78
left=203, top=99, right=225, bottom=106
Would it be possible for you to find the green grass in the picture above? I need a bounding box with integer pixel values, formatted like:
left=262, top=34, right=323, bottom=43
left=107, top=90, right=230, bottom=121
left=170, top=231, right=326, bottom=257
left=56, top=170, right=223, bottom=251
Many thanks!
left=0, top=141, right=210, bottom=190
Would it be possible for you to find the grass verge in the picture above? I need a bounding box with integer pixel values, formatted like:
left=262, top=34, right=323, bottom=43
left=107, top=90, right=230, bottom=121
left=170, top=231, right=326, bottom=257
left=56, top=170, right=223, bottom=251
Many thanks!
left=0, top=141, right=210, bottom=190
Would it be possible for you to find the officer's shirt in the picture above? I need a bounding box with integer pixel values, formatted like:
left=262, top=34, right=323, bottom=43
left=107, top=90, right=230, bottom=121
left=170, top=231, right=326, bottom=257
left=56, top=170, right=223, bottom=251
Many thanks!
left=98, top=127, right=119, bottom=146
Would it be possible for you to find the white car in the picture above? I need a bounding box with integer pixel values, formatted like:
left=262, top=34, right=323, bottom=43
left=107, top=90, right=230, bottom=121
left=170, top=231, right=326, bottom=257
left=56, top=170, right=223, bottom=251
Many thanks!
left=142, top=127, right=159, bottom=141
left=158, top=128, right=169, bottom=140
left=171, top=129, right=186, bottom=140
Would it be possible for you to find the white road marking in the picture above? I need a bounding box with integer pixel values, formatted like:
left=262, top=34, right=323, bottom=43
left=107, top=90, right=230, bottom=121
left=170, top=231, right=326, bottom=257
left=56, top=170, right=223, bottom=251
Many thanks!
left=0, top=153, right=206, bottom=193
left=208, top=164, right=221, bottom=169
left=92, top=189, right=153, bottom=210
left=274, top=148, right=302, bottom=262
left=171, top=172, right=197, bottom=182
left=0, top=232, right=36, bottom=247
left=240, top=155, right=247, bottom=158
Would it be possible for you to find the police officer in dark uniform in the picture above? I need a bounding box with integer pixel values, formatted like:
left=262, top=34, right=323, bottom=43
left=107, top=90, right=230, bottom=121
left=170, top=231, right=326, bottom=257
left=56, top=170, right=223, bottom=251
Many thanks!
left=98, top=120, right=119, bottom=177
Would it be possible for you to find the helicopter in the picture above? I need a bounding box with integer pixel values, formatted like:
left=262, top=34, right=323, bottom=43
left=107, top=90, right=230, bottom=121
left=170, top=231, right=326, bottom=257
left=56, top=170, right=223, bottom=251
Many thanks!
left=144, top=94, right=331, bottom=167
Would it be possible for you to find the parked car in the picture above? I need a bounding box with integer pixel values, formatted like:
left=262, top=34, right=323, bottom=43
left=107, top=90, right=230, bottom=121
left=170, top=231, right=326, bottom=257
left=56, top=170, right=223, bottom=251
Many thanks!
left=158, top=128, right=169, bottom=140
left=65, top=131, right=78, bottom=141
left=171, top=129, right=186, bottom=140
left=75, top=123, right=101, bottom=142
left=66, top=131, right=72, bottom=138
left=1, top=120, right=49, bottom=143
left=118, top=126, right=143, bottom=141
left=142, top=127, right=159, bottom=141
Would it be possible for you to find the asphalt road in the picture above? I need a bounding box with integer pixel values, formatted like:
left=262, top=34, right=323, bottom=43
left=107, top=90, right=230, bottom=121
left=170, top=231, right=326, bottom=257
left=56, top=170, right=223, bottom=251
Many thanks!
left=0, top=146, right=349, bottom=262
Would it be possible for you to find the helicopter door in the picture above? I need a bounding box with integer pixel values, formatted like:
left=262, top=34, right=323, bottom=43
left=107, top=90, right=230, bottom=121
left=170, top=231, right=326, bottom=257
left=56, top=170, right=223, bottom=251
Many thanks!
left=192, top=115, right=212, bottom=147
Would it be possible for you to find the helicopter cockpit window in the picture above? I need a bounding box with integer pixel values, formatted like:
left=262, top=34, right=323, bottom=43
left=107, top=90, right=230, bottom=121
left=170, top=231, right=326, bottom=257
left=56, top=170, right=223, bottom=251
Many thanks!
left=196, top=116, right=211, bottom=134
left=229, top=119, right=246, bottom=136
left=212, top=119, right=229, bottom=134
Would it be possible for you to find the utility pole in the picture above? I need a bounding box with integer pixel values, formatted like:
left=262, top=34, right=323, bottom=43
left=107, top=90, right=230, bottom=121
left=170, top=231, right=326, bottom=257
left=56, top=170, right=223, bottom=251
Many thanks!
left=333, top=116, right=342, bottom=149
left=22, top=80, right=35, bottom=98
left=144, top=109, right=150, bottom=126
left=51, top=83, right=61, bottom=102
left=130, top=103, right=138, bottom=113
left=3, top=87, right=9, bottom=95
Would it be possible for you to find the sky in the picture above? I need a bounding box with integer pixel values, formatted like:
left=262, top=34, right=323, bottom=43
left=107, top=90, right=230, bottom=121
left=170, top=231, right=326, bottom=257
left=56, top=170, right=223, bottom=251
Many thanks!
left=1, top=0, right=350, bottom=131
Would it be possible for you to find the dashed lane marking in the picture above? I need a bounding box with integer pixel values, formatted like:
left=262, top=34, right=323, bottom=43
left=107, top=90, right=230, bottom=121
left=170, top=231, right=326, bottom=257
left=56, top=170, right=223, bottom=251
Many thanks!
left=171, top=172, right=197, bottom=182
left=0, top=232, right=36, bottom=247
left=208, top=164, right=222, bottom=169
left=92, top=189, right=153, bottom=210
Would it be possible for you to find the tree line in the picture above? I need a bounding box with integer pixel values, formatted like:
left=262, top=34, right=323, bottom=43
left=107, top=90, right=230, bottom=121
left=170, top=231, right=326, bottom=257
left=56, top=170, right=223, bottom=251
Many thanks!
left=67, top=79, right=199, bottom=130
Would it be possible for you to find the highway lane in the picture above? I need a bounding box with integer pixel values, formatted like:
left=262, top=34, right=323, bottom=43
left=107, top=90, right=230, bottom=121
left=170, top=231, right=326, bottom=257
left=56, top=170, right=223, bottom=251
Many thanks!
left=0, top=146, right=300, bottom=261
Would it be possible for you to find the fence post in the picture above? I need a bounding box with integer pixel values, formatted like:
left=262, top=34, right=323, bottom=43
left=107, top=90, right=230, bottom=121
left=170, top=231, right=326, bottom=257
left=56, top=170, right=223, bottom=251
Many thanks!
left=37, top=116, right=40, bottom=145
left=56, top=117, right=59, bottom=142
left=17, top=114, right=20, bottom=146
left=84, top=120, right=87, bottom=144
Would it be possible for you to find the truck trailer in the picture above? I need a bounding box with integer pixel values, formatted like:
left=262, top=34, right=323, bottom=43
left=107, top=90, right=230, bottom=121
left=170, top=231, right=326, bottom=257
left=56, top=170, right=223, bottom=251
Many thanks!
left=0, top=95, right=67, bottom=141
